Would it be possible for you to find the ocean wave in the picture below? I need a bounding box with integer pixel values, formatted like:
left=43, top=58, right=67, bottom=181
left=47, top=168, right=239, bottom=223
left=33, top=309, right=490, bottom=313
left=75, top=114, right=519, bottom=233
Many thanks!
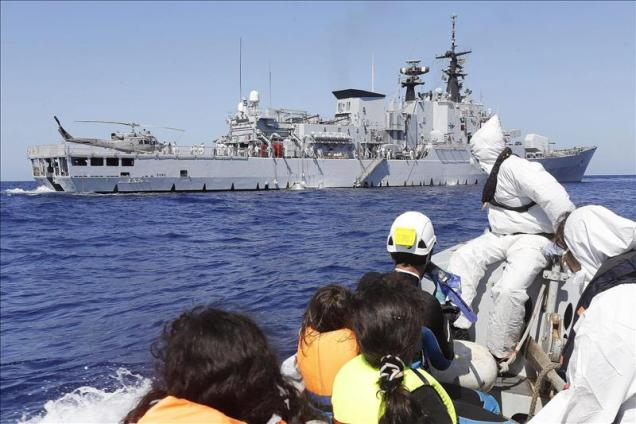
left=5, top=186, right=55, bottom=195
left=18, top=368, right=151, bottom=424
left=2, top=177, right=635, bottom=421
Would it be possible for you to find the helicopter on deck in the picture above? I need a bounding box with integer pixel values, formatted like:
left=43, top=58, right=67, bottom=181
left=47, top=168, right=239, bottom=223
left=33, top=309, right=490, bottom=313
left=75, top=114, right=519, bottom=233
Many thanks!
left=53, top=116, right=184, bottom=153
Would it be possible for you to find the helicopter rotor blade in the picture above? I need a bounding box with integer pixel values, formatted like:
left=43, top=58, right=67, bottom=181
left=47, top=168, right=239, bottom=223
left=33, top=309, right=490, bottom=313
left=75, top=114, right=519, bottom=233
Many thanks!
left=157, top=126, right=186, bottom=133
left=74, top=120, right=184, bottom=132
left=135, top=123, right=186, bottom=132
left=75, top=120, right=139, bottom=128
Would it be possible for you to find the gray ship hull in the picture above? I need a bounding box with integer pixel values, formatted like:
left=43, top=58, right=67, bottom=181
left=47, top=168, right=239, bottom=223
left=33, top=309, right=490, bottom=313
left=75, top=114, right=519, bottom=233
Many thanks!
left=528, top=146, right=596, bottom=183
left=27, top=143, right=595, bottom=193
left=28, top=144, right=486, bottom=193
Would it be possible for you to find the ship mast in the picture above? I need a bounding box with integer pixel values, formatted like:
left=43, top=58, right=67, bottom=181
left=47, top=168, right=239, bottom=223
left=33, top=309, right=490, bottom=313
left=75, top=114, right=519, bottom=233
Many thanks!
left=436, top=15, right=471, bottom=102
left=400, top=60, right=429, bottom=102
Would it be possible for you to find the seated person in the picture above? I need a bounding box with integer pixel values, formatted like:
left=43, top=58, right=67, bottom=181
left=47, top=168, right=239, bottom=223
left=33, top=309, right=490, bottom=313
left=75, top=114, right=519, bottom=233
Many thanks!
left=359, top=211, right=458, bottom=369
left=332, top=277, right=510, bottom=424
left=123, top=306, right=313, bottom=424
left=296, top=284, right=359, bottom=414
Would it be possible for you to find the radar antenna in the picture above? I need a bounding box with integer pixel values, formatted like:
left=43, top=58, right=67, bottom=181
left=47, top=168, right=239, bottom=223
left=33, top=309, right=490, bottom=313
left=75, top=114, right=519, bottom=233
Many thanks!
left=400, top=60, right=429, bottom=102
left=435, top=15, right=471, bottom=102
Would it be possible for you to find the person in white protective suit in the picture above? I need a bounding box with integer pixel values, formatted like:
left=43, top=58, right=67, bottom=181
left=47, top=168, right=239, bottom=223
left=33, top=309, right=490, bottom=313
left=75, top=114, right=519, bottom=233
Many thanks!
left=530, top=205, right=636, bottom=423
left=448, top=115, right=575, bottom=359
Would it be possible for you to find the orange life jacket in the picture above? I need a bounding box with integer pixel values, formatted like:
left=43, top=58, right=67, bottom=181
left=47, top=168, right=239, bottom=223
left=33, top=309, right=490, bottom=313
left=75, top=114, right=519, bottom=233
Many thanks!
left=138, top=396, right=246, bottom=424
left=296, top=327, right=359, bottom=397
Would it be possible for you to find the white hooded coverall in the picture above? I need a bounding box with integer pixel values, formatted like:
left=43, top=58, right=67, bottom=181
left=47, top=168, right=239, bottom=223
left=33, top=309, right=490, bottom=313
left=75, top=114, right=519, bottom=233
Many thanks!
left=531, top=205, right=636, bottom=423
left=448, top=115, right=575, bottom=358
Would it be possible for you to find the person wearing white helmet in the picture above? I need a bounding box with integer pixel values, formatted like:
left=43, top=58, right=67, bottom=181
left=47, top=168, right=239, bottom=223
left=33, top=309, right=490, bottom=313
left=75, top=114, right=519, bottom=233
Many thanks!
left=358, top=211, right=456, bottom=368
left=358, top=212, right=508, bottom=420
left=385, top=211, right=438, bottom=291
left=530, top=205, right=636, bottom=423
left=447, top=115, right=575, bottom=360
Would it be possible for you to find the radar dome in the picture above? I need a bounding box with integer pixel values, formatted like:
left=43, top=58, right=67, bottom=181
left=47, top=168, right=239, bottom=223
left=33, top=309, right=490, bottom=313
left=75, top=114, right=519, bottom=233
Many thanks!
left=237, top=101, right=247, bottom=113
left=435, top=87, right=443, bottom=95
left=249, top=90, right=260, bottom=103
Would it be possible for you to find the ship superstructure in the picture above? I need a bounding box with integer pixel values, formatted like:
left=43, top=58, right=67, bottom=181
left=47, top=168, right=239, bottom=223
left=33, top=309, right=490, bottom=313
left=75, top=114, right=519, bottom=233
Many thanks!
left=26, top=16, right=595, bottom=193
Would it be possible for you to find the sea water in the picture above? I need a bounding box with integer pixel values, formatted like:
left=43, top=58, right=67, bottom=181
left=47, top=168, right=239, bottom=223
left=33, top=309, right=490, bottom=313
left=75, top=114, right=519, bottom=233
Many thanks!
left=1, top=176, right=635, bottom=423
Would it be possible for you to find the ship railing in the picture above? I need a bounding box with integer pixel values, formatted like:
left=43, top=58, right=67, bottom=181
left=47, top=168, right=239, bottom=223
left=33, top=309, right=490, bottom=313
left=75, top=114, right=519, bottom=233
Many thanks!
left=169, top=145, right=216, bottom=158
left=545, top=147, right=589, bottom=157
left=29, top=143, right=366, bottom=161
left=27, top=144, right=68, bottom=157
left=26, top=144, right=219, bottom=159
left=156, top=146, right=251, bottom=160
left=27, top=144, right=113, bottom=158
left=27, top=144, right=141, bottom=158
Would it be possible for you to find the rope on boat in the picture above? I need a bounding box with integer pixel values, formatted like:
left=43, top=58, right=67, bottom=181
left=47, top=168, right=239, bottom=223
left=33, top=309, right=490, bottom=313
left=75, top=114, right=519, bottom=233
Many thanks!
left=527, top=361, right=560, bottom=419
left=499, top=284, right=546, bottom=374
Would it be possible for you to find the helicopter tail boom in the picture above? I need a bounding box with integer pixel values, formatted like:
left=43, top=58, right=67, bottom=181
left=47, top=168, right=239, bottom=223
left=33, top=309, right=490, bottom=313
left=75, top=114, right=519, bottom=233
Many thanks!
left=54, top=116, right=73, bottom=141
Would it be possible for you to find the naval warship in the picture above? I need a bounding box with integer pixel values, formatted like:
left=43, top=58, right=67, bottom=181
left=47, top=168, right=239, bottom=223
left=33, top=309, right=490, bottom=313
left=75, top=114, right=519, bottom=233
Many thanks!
left=26, top=17, right=595, bottom=193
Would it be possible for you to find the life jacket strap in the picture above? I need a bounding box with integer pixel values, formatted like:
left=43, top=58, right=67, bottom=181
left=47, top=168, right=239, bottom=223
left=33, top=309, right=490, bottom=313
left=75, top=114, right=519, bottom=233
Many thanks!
left=488, top=198, right=537, bottom=213
left=481, top=147, right=536, bottom=213
left=487, top=226, right=552, bottom=238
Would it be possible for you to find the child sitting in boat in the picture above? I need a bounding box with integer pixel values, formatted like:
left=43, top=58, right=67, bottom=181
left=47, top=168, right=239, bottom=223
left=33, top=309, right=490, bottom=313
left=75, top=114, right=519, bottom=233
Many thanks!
left=123, top=306, right=313, bottom=424
left=296, top=284, right=359, bottom=416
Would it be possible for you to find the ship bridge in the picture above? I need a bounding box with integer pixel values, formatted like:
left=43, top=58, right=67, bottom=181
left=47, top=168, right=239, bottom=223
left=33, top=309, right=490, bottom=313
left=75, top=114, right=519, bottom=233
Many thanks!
left=332, top=89, right=386, bottom=129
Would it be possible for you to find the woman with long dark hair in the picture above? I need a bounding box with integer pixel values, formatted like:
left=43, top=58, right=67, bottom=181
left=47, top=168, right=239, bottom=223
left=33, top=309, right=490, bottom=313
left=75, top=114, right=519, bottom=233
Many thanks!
left=332, top=273, right=511, bottom=424
left=332, top=275, right=456, bottom=424
left=123, top=306, right=311, bottom=424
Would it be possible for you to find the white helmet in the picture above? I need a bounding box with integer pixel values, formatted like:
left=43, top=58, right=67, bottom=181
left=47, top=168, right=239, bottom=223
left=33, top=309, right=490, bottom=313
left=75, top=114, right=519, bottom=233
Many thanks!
left=386, top=211, right=437, bottom=256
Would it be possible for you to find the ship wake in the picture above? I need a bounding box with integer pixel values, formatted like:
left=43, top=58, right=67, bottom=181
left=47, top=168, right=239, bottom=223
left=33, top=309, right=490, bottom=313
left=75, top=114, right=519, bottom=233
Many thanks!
left=5, top=186, right=55, bottom=195
left=18, top=368, right=151, bottom=424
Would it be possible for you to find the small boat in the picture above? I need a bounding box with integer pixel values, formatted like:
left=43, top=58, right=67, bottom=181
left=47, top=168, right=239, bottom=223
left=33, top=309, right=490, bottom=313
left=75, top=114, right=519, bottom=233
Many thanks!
left=282, top=243, right=578, bottom=421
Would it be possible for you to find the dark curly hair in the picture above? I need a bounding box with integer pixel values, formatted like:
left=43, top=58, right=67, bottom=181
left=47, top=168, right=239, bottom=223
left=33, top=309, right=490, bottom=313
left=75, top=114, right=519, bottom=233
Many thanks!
left=123, top=306, right=311, bottom=424
left=299, top=284, right=354, bottom=351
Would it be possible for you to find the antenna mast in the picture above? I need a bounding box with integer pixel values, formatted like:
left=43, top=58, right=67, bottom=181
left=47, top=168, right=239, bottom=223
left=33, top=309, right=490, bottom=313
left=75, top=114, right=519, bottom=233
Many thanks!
left=451, top=13, right=456, bottom=51
left=436, top=15, right=471, bottom=102
left=269, top=60, right=272, bottom=108
left=371, top=53, right=375, bottom=92
left=239, top=37, right=243, bottom=100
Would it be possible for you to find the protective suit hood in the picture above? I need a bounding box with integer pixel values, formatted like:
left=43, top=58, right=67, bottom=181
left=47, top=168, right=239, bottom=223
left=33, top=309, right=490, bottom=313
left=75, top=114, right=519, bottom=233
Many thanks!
left=564, top=205, right=636, bottom=286
left=470, top=115, right=505, bottom=174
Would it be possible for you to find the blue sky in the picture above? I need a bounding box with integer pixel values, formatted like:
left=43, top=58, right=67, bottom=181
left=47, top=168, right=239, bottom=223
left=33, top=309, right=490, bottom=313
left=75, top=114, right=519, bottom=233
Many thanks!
left=1, top=1, right=634, bottom=180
